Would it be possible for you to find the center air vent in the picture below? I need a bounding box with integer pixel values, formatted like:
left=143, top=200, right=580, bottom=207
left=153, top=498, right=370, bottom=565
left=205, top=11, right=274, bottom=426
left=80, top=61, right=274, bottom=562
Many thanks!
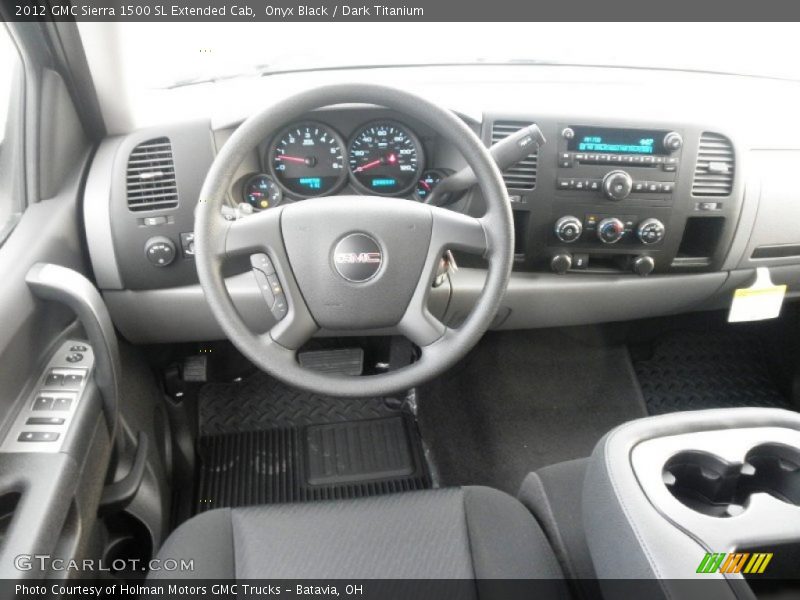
left=126, top=137, right=178, bottom=211
left=491, top=121, right=538, bottom=191
left=692, top=133, right=734, bottom=197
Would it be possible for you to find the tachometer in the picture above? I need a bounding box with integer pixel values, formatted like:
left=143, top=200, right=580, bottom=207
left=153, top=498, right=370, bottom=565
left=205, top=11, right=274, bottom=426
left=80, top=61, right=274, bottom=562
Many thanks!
left=243, top=174, right=282, bottom=210
left=348, top=121, right=424, bottom=196
left=268, top=122, right=347, bottom=197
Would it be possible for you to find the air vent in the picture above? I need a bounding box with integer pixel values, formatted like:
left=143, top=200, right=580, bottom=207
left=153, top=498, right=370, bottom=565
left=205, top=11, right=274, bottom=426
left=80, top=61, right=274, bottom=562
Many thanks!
left=692, top=133, right=734, bottom=197
left=491, top=121, right=538, bottom=191
left=126, top=137, right=178, bottom=211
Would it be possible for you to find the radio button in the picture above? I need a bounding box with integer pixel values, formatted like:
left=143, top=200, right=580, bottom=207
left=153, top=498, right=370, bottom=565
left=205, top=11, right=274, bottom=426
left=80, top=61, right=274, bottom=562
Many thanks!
left=588, top=180, right=601, bottom=191
left=646, top=182, right=660, bottom=193
left=663, top=158, right=678, bottom=172
left=660, top=182, right=675, bottom=193
left=633, top=181, right=646, bottom=193
left=664, top=132, right=683, bottom=153
left=557, top=178, right=571, bottom=190
left=602, top=170, right=633, bottom=201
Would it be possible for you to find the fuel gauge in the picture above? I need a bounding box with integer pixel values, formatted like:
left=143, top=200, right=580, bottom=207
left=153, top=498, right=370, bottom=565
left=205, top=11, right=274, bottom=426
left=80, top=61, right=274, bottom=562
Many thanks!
left=243, top=174, right=283, bottom=210
left=415, top=169, right=453, bottom=203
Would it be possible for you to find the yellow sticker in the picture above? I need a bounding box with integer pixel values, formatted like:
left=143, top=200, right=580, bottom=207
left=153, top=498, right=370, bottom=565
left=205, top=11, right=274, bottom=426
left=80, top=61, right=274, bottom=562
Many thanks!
left=729, top=268, right=786, bottom=322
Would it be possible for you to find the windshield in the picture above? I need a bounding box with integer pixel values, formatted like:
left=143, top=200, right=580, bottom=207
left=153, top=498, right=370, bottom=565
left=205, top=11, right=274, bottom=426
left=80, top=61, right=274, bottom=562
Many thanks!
left=83, top=22, right=800, bottom=88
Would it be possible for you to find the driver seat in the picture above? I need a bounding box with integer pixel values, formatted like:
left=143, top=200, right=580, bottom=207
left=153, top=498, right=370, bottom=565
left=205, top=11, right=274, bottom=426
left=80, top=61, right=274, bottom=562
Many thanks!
left=151, top=486, right=564, bottom=582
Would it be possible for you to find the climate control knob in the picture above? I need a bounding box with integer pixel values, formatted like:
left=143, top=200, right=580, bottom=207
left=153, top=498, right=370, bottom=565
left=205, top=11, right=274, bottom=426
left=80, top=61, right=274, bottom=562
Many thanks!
left=554, top=216, right=583, bottom=243
left=597, top=218, right=626, bottom=244
left=637, top=218, right=666, bottom=245
left=663, top=131, right=683, bottom=153
left=602, top=170, right=633, bottom=201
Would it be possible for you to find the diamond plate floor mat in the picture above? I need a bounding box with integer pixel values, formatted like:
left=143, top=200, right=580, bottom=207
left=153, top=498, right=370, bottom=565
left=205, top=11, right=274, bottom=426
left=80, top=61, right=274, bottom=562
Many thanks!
left=198, top=371, right=399, bottom=435
left=195, top=416, right=431, bottom=512
left=633, top=331, right=792, bottom=415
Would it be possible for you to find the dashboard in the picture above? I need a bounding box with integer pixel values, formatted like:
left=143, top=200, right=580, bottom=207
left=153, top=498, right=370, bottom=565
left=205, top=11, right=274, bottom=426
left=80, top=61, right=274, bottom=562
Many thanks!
left=81, top=65, right=800, bottom=344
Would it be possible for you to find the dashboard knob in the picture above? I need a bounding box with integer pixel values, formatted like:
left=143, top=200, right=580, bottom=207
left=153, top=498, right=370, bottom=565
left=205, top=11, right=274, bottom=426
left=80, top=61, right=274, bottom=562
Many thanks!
left=554, top=216, right=583, bottom=243
left=597, top=218, right=626, bottom=244
left=637, top=218, right=666, bottom=245
left=145, top=236, right=176, bottom=267
left=633, top=255, right=655, bottom=277
left=663, top=132, right=683, bottom=153
left=561, top=127, right=575, bottom=140
left=602, top=170, right=633, bottom=201
left=550, top=253, right=572, bottom=275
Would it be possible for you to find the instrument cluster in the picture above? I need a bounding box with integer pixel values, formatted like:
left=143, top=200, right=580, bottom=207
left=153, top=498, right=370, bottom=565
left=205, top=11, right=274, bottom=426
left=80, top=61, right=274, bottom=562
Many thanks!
left=236, top=119, right=456, bottom=210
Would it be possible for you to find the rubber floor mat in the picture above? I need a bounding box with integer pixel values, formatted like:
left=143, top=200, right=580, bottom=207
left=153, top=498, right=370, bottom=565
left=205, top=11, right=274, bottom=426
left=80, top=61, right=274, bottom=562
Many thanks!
left=199, top=371, right=399, bottom=435
left=633, top=331, right=792, bottom=415
left=195, top=415, right=431, bottom=512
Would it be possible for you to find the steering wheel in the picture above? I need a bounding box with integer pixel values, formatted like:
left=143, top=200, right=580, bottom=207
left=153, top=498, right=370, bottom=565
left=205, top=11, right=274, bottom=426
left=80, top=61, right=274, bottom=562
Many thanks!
left=195, top=84, right=513, bottom=397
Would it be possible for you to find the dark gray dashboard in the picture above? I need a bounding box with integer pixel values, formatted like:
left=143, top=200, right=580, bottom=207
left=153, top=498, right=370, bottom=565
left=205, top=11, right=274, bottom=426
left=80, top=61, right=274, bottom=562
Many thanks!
left=83, top=68, right=800, bottom=343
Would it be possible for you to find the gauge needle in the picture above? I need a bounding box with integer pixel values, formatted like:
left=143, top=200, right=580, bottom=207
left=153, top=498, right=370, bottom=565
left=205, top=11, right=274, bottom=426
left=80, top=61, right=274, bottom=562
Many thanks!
left=419, top=180, right=432, bottom=191
left=355, top=159, right=382, bottom=173
left=276, top=155, right=307, bottom=164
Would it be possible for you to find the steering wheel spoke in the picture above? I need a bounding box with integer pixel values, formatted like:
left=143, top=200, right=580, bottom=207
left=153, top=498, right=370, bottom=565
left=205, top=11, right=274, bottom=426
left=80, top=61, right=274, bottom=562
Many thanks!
left=429, top=207, right=488, bottom=257
left=223, top=208, right=282, bottom=257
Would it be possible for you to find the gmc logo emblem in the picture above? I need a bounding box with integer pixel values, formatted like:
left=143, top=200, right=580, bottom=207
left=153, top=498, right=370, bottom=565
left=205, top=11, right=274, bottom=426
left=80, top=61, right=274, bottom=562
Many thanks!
left=334, top=252, right=382, bottom=264
left=332, top=234, right=383, bottom=283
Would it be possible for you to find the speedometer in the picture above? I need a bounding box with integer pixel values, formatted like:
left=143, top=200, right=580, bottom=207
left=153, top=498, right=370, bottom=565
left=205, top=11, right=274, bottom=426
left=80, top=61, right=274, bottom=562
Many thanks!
left=268, top=122, right=347, bottom=197
left=348, top=121, right=424, bottom=196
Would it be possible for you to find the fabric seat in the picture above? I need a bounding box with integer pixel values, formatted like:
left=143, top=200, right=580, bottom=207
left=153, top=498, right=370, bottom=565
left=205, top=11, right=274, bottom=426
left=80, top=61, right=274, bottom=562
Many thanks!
left=152, top=486, right=564, bottom=582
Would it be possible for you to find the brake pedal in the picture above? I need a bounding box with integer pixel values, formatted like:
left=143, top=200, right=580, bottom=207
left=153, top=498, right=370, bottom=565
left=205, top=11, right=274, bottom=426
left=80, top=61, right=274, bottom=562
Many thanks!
left=298, top=348, right=364, bottom=376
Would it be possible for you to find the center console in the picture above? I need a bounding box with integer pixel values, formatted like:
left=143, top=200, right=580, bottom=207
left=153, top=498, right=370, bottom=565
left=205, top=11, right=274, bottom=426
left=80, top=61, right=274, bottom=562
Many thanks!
left=583, top=408, right=800, bottom=599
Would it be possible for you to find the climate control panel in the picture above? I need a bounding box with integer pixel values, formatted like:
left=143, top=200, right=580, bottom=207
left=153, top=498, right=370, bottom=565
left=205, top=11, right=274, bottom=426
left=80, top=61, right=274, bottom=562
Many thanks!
left=553, top=214, right=666, bottom=246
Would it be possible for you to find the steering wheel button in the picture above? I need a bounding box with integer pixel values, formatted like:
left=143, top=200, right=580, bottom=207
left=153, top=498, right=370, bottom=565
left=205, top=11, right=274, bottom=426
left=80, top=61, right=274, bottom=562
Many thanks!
left=250, top=253, right=276, bottom=275
left=252, top=269, right=275, bottom=307
left=272, top=295, right=288, bottom=320
left=266, top=274, right=283, bottom=295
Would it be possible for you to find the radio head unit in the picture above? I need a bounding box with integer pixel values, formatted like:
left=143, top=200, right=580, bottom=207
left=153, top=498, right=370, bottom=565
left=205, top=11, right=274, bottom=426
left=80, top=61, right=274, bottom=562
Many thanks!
left=567, top=126, right=673, bottom=155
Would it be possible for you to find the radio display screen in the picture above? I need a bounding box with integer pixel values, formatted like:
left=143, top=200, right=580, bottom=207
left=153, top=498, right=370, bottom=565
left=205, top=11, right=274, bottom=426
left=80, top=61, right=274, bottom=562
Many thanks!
left=568, top=127, right=668, bottom=155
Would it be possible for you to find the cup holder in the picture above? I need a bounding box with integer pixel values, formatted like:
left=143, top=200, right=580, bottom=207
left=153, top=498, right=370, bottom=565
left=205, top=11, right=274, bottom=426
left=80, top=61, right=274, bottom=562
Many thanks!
left=663, top=444, right=800, bottom=518
left=741, top=443, right=800, bottom=506
left=663, top=451, right=742, bottom=517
